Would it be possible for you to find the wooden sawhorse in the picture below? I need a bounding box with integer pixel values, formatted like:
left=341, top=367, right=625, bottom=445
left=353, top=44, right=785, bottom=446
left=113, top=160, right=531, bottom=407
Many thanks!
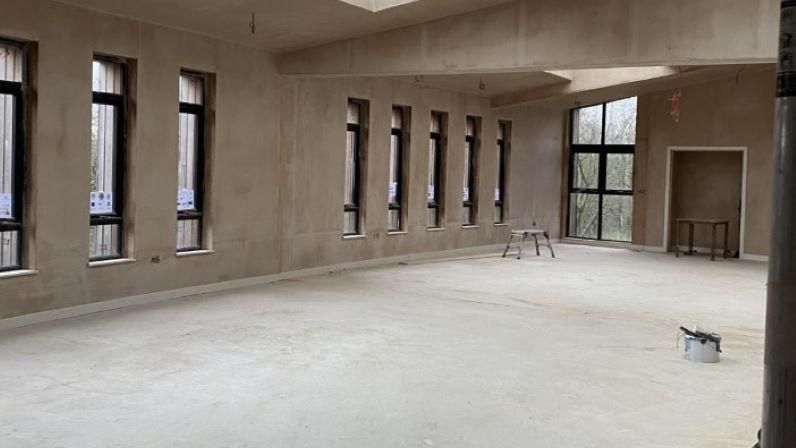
left=502, top=229, right=555, bottom=260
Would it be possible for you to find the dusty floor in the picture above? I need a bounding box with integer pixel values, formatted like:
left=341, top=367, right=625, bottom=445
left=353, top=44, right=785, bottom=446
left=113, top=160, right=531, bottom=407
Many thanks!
left=0, top=245, right=766, bottom=448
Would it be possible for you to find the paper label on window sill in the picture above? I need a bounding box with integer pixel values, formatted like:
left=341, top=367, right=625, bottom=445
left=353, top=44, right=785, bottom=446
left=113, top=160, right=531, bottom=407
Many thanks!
left=177, top=188, right=196, bottom=211
left=90, top=191, right=114, bottom=214
left=0, top=193, right=11, bottom=218
left=427, top=185, right=435, bottom=201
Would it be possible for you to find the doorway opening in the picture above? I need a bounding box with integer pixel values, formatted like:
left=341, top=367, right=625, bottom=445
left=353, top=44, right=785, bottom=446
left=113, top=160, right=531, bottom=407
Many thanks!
left=663, top=146, right=747, bottom=258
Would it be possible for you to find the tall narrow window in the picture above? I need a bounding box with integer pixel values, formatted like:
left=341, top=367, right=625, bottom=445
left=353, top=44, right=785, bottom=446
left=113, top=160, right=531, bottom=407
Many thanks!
left=0, top=41, right=26, bottom=272
left=388, top=106, right=408, bottom=232
left=462, top=116, right=479, bottom=225
left=495, top=121, right=510, bottom=224
left=568, top=97, right=636, bottom=242
left=177, top=72, right=208, bottom=252
left=344, top=100, right=367, bottom=235
left=427, top=112, right=445, bottom=228
left=90, top=57, right=127, bottom=261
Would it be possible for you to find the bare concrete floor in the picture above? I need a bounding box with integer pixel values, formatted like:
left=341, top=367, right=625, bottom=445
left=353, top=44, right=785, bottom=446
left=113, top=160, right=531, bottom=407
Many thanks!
left=0, top=245, right=766, bottom=447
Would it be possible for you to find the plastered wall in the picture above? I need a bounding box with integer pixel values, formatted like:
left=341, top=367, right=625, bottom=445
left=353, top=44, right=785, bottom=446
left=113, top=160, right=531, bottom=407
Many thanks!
left=633, top=68, right=776, bottom=256
left=0, top=0, right=564, bottom=319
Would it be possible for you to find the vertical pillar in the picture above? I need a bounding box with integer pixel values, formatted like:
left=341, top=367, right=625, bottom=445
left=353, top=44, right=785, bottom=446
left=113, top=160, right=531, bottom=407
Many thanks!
left=763, top=1, right=796, bottom=446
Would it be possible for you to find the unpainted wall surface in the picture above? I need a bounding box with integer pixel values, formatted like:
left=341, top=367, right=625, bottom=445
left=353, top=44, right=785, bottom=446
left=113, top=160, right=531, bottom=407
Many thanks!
left=634, top=68, right=775, bottom=256
left=670, top=151, right=743, bottom=252
left=0, top=0, right=564, bottom=319
left=279, top=77, right=564, bottom=271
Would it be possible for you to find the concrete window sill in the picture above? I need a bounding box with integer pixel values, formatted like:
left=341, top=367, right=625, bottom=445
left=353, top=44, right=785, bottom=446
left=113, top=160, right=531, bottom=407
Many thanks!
left=88, top=258, right=136, bottom=269
left=387, top=231, right=409, bottom=236
left=0, top=269, right=38, bottom=280
left=427, top=227, right=447, bottom=232
left=493, top=223, right=510, bottom=227
left=461, top=225, right=481, bottom=230
left=176, top=249, right=214, bottom=258
left=342, top=234, right=367, bottom=241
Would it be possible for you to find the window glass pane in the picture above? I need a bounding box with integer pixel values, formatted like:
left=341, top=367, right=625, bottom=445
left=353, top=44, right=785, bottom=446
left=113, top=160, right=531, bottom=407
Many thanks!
left=178, top=112, right=199, bottom=211
left=494, top=205, right=503, bottom=224
left=0, top=94, right=16, bottom=220
left=391, top=107, right=403, bottom=129
left=463, top=206, right=474, bottom=225
left=569, top=193, right=599, bottom=238
left=0, top=44, right=23, bottom=83
left=179, top=74, right=204, bottom=105
left=347, top=102, right=360, bottom=125
left=92, top=60, right=123, bottom=94
left=601, top=195, right=633, bottom=242
left=344, top=130, right=357, bottom=206
left=343, top=211, right=358, bottom=235
left=431, top=113, right=442, bottom=133
left=573, top=104, right=602, bottom=144
left=428, top=138, right=438, bottom=203
left=427, top=208, right=439, bottom=228
left=0, top=230, right=20, bottom=270
left=463, top=142, right=472, bottom=202
left=177, top=219, right=201, bottom=250
left=573, top=153, right=599, bottom=189
left=388, top=209, right=400, bottom=232
left=605, top=97, right=637, bottom=145
left=388, top=134, right=400, bottom=203
left=606, top=153, right=634, bottom=191
left=466, top=117, right=476, bottom=137
left=89, top=224, right=121, bottom=259
left=90, top=104, right=118, bottom=214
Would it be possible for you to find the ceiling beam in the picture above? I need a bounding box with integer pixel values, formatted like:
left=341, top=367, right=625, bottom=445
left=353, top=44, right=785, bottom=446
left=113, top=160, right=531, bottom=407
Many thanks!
left=278, top=0, right=778, bottom=76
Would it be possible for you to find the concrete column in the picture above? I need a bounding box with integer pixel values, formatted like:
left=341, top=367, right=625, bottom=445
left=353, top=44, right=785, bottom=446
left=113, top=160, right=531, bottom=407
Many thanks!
left=762, top=1, right=796, bottom=446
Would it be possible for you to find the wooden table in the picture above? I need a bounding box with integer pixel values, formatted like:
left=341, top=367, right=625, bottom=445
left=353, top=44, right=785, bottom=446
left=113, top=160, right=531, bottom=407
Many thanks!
left=502, top=229, right=555, bottom=260
left=674, top=218, right=729, bottom=261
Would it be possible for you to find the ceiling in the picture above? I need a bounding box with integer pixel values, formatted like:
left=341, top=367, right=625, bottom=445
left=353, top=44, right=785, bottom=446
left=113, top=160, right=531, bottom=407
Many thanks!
left=393, top=72, right=571, bottom=97
left=54, top=0, right=513, bottom=52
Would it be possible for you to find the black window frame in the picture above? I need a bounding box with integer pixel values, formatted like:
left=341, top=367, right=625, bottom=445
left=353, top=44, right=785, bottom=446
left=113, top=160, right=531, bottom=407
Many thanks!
left=0, top=38, right=28, bottom=273
left=463, top=116, right=479, bottom=226
left=344, top=99, right=366, bottom=236
left=388, top=105, right=408, bottom=232
left=427, top=111, right=445, bottom=228
left=89, top=55, right=128, bottom=262
left=495, top=120, right=509, bottom=224
left=567, top=98, right=635, bottom=242
left=176, top=70, right=208, bottom=252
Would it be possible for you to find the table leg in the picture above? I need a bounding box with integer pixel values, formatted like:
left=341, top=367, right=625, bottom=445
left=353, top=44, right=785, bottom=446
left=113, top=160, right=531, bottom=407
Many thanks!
left=723, top=223, right=729, bottom=259
left=711, top=224, right=717, bottom=261
left=517, top=234, right=524, bottom=260
left=544, top=232, right=556, bottom=258
left=675, top=222, right=681, bottom=258
left=688, top=223, right=695, bottom=255
left=533, top=234, right=540, bottom=256
left=502, top=234, right=514, bottom=258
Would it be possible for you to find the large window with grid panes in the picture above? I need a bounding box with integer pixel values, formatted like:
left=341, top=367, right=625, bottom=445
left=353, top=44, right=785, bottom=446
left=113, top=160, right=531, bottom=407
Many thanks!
left=89, top=57, right=129, bottom=261
left=568, top=97, right=636, bottom=242
left=0, top=40, right=27, bottom=272
left=177, top=71, right=210, bottom=252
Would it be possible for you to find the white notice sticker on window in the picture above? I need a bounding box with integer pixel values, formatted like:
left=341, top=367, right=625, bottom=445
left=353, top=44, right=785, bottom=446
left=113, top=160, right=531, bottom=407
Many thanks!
left=494, top=188, right=501, bottom=201
left=427, top=185, right=435, bottom=201
left=90, top=191, right=114, bottom=214
left=178, top=188, right=195, bottom=211
left=0, top=193, right=11, bottom=218
left=388, top=182, right=398, bottom=199
left=463, top=186, right=469, bottom=200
